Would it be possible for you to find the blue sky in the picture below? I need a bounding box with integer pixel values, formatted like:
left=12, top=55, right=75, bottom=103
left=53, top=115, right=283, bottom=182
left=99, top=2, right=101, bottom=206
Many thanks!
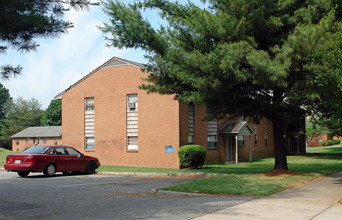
left=1, top=0, right=202, bottom=109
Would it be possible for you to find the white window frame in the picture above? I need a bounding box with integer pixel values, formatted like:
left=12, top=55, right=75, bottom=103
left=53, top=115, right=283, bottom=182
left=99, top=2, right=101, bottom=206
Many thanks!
left=127, top=94, right=138, bottom=151
left=85, top=97, right=95, bottom=150
left=207, top=119, right=218, bottom=149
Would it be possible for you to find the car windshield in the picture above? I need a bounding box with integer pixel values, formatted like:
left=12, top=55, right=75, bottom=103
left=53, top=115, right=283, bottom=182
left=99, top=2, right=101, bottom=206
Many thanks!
left=22, top=146, right=50, bottom=154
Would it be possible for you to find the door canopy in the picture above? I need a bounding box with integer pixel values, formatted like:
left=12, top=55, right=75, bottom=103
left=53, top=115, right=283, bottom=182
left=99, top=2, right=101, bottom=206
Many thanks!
left=220, top=120, right=254, bottom=136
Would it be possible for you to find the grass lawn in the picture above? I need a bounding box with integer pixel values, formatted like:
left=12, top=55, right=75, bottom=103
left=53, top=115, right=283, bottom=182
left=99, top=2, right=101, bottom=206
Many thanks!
left=0, top=148, right=19, bottom=167
left=163, top=147, right=342, bottom=197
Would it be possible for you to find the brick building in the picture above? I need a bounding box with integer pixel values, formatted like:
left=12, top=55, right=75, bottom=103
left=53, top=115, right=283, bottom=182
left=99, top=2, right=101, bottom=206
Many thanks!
left=55, top=57, right=303, bottom=168
left=11, top=126, right=62, bottom=152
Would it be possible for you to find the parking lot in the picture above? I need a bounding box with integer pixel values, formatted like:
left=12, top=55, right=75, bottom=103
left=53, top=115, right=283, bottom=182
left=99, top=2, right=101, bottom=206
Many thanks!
left=0, top=170, right=253, bottom=220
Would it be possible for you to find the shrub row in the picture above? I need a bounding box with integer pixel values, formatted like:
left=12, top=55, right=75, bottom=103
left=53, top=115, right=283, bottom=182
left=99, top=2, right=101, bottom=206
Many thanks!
left=322, top=139, right=341, bottom=146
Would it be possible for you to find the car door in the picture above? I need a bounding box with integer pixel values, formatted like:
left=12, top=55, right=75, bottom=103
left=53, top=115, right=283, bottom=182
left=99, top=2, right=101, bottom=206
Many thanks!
left=50, top=147, right=71, bottom=171
left=65, top=147, right=88, bottom=171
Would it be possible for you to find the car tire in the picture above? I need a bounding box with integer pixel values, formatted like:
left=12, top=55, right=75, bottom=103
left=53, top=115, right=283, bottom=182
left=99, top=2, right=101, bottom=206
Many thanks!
left=43, top=164, right=56, bottom=177
left=17, top=171, right=30, bottom=177
left=86, top=161, right=97, bottom=174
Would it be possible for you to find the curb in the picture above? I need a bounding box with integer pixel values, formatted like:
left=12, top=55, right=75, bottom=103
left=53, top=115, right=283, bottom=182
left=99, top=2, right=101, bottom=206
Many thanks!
left=97, top=171, right=225, bottom=178
left=149, top=188, right=210, bottom=196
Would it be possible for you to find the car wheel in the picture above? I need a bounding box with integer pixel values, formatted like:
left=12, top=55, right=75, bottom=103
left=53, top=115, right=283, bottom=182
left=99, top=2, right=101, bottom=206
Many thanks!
left=43, top=164, right=56, bottom=177
left=17, top=171, right=30, bottom=177
left=86, top=161, right=97, bottom=174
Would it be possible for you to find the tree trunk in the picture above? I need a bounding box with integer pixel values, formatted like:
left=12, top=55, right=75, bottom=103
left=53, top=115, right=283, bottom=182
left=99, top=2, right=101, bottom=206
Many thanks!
left=272, top=115, right=288, bottom=170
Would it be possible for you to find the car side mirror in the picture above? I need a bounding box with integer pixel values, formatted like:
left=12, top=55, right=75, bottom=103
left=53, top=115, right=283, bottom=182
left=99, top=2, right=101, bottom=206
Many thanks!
left=78, top=154, right=84, bottom=158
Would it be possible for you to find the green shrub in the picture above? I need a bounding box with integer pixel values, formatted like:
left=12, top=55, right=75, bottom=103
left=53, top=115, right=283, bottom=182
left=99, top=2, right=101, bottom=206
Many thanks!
left=321, top=141, right=326, bottom=146
left=334, top=139, right=341, bottom=145
left=327, top=140, right=334, bottom=146
left=178, top=145, right=206, bottom=169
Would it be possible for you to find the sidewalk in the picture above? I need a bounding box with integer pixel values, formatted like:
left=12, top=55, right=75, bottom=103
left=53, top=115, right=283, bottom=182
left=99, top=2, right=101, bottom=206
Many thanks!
left=195, top=171, right=342, bottom=220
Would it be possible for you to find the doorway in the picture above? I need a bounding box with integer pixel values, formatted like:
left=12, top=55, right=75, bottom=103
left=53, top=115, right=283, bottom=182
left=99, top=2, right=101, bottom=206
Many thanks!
left=225, top=136, right=234, bottom=163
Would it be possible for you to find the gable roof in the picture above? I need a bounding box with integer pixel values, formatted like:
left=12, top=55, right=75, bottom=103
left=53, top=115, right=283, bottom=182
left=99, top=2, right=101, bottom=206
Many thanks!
left=11, top=126, right=62, bottom=138
left=220, top=120, right=254, bottom=136
left=54, top=56, right=145, bottom=99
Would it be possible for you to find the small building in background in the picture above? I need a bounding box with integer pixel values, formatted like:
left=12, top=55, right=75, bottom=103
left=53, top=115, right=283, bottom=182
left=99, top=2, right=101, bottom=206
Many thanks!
left=11, top=126, right=62, bottom=152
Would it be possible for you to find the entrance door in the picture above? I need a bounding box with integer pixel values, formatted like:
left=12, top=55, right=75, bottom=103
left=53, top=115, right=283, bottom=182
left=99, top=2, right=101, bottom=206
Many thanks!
left=225, top=136, right=234, bottom=163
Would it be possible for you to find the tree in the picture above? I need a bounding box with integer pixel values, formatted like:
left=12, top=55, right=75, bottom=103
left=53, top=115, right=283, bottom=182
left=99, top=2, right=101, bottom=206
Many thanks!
left=0, top=83, right=11, bottom=122
left=0, top=0, right=98, bottom=79
left=41, top=99, right=62, bottom=126
left=0, top=97, right=43, bottom=148
left=101, top=0, right=342, bottom=170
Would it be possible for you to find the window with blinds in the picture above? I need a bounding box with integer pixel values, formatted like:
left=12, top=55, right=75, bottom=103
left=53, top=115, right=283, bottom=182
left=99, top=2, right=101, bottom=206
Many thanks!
left=85, top=97, right=95, bottom=150
left=254, top=124, right=258, bottom=145
left=265, top=119, right=268, bottom=145
left=127, top=94, right=138, bottom=151
left=188, top=103, right=194, bottom=144
left=207, top=119, right=218, bottom=148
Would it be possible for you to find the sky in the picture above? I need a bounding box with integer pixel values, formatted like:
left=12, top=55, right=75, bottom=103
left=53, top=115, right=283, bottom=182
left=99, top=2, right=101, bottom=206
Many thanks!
left=0, top=2, right=150, bottom=109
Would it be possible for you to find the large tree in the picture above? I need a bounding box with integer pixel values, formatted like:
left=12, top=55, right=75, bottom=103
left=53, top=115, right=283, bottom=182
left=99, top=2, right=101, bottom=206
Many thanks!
left=0, top=97, right=43, bottom=148
left=0, top=0, right=97, bottom=79
left=41, top=99, right=62, bottom=126
left=101, top=0, right=342, bottom=170
left=0, top=83, right=11, bottom=122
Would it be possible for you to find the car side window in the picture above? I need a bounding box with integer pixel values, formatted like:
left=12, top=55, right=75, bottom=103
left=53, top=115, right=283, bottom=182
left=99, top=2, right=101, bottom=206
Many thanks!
left=51, top=147, right=68, bottom=155
left=66, top=148, right=80, bottom=156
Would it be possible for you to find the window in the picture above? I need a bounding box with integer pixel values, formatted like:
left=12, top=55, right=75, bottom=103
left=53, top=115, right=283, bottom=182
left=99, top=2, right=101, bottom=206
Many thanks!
left=188, top=103, right=194, bottom=144
left=238, top=135, right=245, bottom=146
left=65, top=147, right=81, bottom=156
left=43, top=138, right=47, bottom=144
left=54, top=138, right=58, bottom=145
left=85, top=97, right=95, bottom=150
left=26, top=138, right=30, bottom=144
left=16, top=138, right=19, bottom=145
left=254, top=124, right=258, bottom=145
left=265, top=119, right=268, bottom=144
left=85, top=137, right=95, bottom=150
left=207, top=119, right=218, bottom=148
left=50, top=147, right=68, bottom=155
left=127, top=94, right=138, bottom=151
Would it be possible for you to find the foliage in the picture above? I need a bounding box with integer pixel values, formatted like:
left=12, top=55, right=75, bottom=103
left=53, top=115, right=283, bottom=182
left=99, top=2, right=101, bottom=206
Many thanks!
left=0, top=83, right=11, bottom=122
left=334, top=139, right=341, bottom=145
left=0, top=97, right=43, bottom=148
left=327, top=140, right=334, bottom=146
left=322, top=141, right=326, bottom=146
left=41, top=99, right=62, bottom=126
left=101, top=0, right=342, bottom=170
left=178, top=145, right=206, bottom=169
left=306, top=118, right=326, bottom=141
left=0, top=0, right=98, bottom=79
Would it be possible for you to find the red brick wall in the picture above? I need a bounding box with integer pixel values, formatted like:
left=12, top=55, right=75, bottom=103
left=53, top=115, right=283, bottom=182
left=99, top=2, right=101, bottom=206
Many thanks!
left=178, top=104, right=275, bottom=164
left=12, top=137, right=62, bottom=152
left=61, top=65, right=180, bottom=168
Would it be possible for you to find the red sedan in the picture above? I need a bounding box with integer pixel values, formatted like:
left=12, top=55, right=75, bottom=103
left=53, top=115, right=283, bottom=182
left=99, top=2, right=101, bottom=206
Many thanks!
left=4, top=145, right=100, bottom=177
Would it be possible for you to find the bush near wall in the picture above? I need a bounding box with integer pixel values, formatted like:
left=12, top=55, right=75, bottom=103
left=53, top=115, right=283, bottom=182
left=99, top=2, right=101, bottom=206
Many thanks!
left=178, top=145, right=206, bottom=169
left=334, top=139, right=341, bottom=145
left=327, top=140, right=334, bottom=146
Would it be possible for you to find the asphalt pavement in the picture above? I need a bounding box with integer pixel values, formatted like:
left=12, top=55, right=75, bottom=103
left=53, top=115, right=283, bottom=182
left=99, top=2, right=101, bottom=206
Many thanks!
left=1, top=168, right=342, bottom=219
